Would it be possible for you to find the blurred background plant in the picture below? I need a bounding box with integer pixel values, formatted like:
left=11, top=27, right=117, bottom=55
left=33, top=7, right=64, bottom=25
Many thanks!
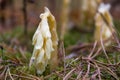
left=0, top=0, right=120, bottom=32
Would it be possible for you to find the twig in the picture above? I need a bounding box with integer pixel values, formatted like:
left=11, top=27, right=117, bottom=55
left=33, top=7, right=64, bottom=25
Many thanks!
left=63, top=68, right=76, bottom=80
left=7, top=67, right=14, bottom=80
left=44, top=72, right=56, bottom=79
left=58, top=41, right=66, bottom=76
left=76, top=70, right=82, bottom=80
left=65, top=57, right=80, bottom=68
left=93, top=62, right=101, bottom=80
left=11, top=74, right=35, bottom=80
left=100, top=25, right=111, bottom=64
left=5, top=67, right=8, bottom=80
left=88, top=41, right=97, bottom=58
left=91, top=48, right=102, bottom=59
left=82, top=62, right=90, bottom=80
left=17, top=69, right=40, bottom=80
left=91, top=71, right=98, bottom=80
left=0, top=66, right=7, bottom=79
left=97, top=62, right=119, bottom=80
left=63, top=42, right=66, bottom=77
left=66, top=43, right=93, bottom=52
left=66, top=40, right=110, bottom=53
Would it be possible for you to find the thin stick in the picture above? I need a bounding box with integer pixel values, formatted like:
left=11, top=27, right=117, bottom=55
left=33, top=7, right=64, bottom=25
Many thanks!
left=76, top=70, right=82, bottom=80
left=100, top=25, right=111, bottom=64
left=62, top=42, right=66, bottom=77
left=88, top=41, right=97, bottom=58
left=5, top=67, right=8, bottom=80
left=82, top=62, right=90, bottom=80
left=65, top=57, right=80, bottom=68
left=93, top=62, right=101, bottom=80
left=11, top=74, right=35, bottom=80
left=8, top=67, right=14, bottom=80
left=63, top=68, right=76, bottom=80
left=92, top=48, right=102, bottom=59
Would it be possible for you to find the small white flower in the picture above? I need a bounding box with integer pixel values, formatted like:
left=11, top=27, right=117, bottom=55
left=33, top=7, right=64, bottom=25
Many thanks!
left=29, top=7, right=58, bottom=74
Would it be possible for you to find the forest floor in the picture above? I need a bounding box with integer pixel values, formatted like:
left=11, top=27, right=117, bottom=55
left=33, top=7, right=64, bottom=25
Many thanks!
left=0, top=20, right=120, bottom=80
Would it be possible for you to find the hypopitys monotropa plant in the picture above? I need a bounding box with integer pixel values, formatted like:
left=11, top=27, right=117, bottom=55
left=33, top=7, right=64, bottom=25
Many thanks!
left=29, top=7, right=58, bottom=74
left=94, top=3, right=114, bottom=46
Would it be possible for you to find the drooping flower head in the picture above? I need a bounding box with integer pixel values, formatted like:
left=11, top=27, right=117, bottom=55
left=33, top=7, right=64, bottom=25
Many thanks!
left=98, top=3, right=113, bottom=25
left=29, top=7, right=58, bottom=74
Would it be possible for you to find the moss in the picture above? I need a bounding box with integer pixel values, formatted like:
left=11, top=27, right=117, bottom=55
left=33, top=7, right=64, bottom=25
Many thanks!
left=64, top=29, right=92, bottom=47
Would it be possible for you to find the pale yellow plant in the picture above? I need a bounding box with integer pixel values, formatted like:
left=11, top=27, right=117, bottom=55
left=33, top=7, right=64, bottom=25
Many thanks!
left=29, top=7, right=58, bottom=74
left=94, top=3, right=113, bottom=45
